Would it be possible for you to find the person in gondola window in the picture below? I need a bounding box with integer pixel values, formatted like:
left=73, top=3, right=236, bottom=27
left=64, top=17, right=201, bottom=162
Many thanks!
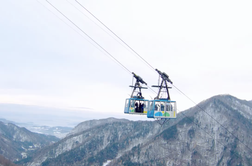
left=139, top=102, right=144, bottom=113
left=135, top=101, right=139, bottom=112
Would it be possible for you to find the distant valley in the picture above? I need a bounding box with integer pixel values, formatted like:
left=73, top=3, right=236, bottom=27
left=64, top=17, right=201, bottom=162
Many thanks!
left=0, top=118, right=72, bottom=138
left=18, top=124, right=72, bottom=139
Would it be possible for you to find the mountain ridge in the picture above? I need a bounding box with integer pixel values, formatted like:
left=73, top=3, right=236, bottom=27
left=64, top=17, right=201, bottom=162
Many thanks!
left=3, top=94, right=252, bottom=166
left=67, top=117, right=130, bottom=137
left=0, top=121, right=59, bottom=162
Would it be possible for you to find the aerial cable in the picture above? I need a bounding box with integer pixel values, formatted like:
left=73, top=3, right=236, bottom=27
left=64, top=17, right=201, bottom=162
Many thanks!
left=37, top=0, right=109, bottom=57
left=37, top=0, right=157, bottom=94
left=44, top=0, right=132, bottom=74
left=71, top=1, right=192, bottom=99
left=37, top=0, right=83, bottom=38
left=66, top=0, right=126, bottom=51
left=42, top=0, right=158, bottom=95
left=74, top=0, right=156, bottom=72
left=71, top=1, right=193, bottom=97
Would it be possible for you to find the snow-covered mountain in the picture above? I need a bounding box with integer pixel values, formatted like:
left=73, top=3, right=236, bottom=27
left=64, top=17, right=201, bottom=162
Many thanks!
left=24, top=94, right=252, bottom=166
left=0, top=121, right=59, bottom=162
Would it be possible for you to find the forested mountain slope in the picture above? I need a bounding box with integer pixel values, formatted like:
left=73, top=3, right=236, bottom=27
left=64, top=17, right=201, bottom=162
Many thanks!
left=0, top=121, right=59, bottom=162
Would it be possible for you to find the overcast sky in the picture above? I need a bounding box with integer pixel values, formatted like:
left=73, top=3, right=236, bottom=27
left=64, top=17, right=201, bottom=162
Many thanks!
left=0, top=0, right=252, bottom=123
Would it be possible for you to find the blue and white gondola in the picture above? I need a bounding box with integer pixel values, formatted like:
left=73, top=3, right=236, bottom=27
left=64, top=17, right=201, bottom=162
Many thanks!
left=124, top=72, right=149, bottom=115
left=124, top=98, right=149, bottom=114
left=147, top=99, right=177, bottom=118
left=147, top=69, right=177, bottom=119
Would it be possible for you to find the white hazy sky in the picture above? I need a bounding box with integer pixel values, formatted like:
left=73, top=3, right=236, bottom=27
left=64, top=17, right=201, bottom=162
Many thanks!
left=0, top=0, right=252, bottom=123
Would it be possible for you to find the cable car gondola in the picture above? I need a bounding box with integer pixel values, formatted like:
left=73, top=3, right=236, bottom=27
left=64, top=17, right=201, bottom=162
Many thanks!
left=147, top=69, right=177, bottom=119
left=124, top=72, right=149, bottom=115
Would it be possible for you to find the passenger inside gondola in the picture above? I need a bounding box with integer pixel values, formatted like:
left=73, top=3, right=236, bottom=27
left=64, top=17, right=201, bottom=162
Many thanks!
left=161, top=103, right=164, bottom=111
left=139, top=102, right=144, bottom=113
left=135, top=101, right=139, bottom=112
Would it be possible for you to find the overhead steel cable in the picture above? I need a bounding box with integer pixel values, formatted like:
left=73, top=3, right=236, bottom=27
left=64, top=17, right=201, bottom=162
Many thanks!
left=72, top=1, right=252, bottom=153
left=42, top=0, right=157, bottom=95
left=37, top=0, right=107, bottom=55
left=66, top=0, right=128, bottom=52
left=75, top=0, right=156, bottom=72
left=44, top=0, right=131, bottom=74
left=65, top=0, right=158, bottom=95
